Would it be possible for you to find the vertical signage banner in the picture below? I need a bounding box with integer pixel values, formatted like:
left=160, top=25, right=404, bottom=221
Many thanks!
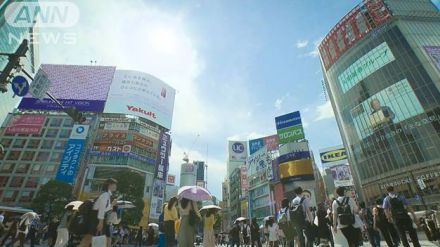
left=275, top=111, right=305, bottom=144
left=149, top=179, right=165, bottom=219
left=55, top=125, right=89, bottom=183
left=155, top=132, right=170, bottom=181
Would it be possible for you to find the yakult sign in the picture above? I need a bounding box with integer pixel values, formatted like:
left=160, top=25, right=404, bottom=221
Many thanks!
left=104, top=70, right=176, bottom=130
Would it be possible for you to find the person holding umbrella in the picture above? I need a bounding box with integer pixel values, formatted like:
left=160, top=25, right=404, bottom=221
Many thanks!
left=164, top=197, right=179, bottom=247
left=177, top=185, right=211, bottom=247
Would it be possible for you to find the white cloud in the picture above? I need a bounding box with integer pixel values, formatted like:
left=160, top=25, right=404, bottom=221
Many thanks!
left=274, top=98, right=283, bottom=110
left=306, top=37, right=324, bottom=58
left=314, top=101, right=335, bottom=121
left=296, top=40, right=309, bottom=48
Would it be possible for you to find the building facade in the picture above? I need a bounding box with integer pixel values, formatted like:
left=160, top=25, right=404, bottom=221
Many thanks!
left=319, top=0, right=440, bottom=207
left=229, top=167, right=241, bottom=221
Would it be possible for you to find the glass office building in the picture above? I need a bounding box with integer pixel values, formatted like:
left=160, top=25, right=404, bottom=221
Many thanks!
left=320, top=0, right=440, bottom=207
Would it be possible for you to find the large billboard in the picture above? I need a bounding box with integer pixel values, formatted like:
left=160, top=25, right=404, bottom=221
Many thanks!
left=319, top=1, right=391, bottom=70
left=424, top=46, right=440, bottom=73
left=55, top=125, right=89, bottom=183
left=104, top=70, right=176, bottom=130
left=247, top=147, right=272, bottom=179
left=350, top=78, right=424, bottom=140
left=4, top=114, right=46, bottom=135
left=249, top=134, right=279, bottom=155
left=319, top=145, right=348, bottom=168
left=330, top=165, right=354, bottom=187
left=228, top=141, right=248, bottom=161
left=275, top=111, right=305, bottom=144
left=18, top=64, right=116, bottom=112
left=279, top=159, right=314, bottom=181
left=154, top=132, right=170, bottom=181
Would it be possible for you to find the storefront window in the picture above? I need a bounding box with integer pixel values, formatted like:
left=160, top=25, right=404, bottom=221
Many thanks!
left=41, top=140, right=54, bottom=149
left=9, top=177, right=24, bottom=187
left=36, top=152, right=50, bottom=161
left=6, top=151, right=21, bottom=160
left=12, top=139, right=27, bottom=148
left=15, top=164, right=30, bottom=173
left=25, top=177, right=39, bottom=188
left=45, top=129, right=59, bottom=138
left=26, top=139, right=40, bottom=149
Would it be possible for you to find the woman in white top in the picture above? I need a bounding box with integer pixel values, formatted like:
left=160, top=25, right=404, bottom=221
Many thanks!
left=177, top=198, right=201, bottom=247
left=267, top=217, right=279, bottom=247
left=332, top=187, right=359, bottom=247
left=79, top=178, right=118, bottom=247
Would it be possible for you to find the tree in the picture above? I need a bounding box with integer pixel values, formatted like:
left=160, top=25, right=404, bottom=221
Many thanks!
left=31, top=180, right=73, bottom=220
left=113, top=170, right=145, bottom=225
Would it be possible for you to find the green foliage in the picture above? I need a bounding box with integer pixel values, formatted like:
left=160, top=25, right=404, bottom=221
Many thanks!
left=31, top=180, right=73, bottom=219
left=112, top=170, right=145, bottom=225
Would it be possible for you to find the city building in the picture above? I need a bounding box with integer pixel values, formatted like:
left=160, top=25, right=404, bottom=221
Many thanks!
left=319, top=0, right=440, bottom=207
left=0, top=64, right=175, bottom=225
left=194, top=160, right=206, bottom=188
left=180, top=157, right=196, bottom=187
left=0, top=0, right=39, bottom=123
left=228, top=167, right=241, bottom=221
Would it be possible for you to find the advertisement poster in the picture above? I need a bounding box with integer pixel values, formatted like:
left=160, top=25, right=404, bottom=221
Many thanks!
left=319, top=145, right=348, bottom=168
left=350, top=78, right=424, bottom=139
left=149, top=179, right=165, bottom=219
left=275, top=111, right=305, bottom=144
left=279, top=159, right=314, bottom=181
left=249, top=135, right=279, bottom=155
left=240, top=166, right=249, bottom=194
left=330, top=165, right=354, bottom=187
left=424, top=46, right=440, bottom=72
left=229, top=141, right=248, bottom=161
left=167, top=174, right=176, bottom=185
left=19, top=64, right=116, bottom=112
left=247, top=147, right=271, bottom=178
left=4, top=114, right=46, bottom=134
left=55, top=125, right=89, bottom=183
left=104, top=70, right=176, bottom=130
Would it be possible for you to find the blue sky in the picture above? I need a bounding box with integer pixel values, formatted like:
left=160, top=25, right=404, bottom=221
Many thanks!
left=39, top=0, right=361, bottom=198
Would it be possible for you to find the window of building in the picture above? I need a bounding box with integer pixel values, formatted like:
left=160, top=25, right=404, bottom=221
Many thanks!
left=50, top=118, right=63, bottom=127
left=45, top=129, right=59, bottom=138
left=12, top=139, right=27, bottom=148
left=2, top=190, right=18, bottom=202
left=15, top=164, right=30, bottom=174
left=1, top=139, right=12, bottom=148
left=50, top=152, right=62, bottom=162
left=21, top=151, right=35, bottom=161
left=46, top=165, right=56, bottom=173
left=25, top=177, right=39, bottom=188
left=36, top=152, right=50, bottom=161
left=9, top=177, right=24, bottom=187
left=63, top=118, right=73, bottom=127
left=26, top=139, right=40, bottom=149
left=18, top=191, right=34, bottom=203
left=54, top=140, right=67, bottom=150
left=0, top=176, right=9, bottom=187
left=31, top=164, right=42, bottom=174
left=41, top=140, right=54, bottom=149
left=59, top=129, right=71, bottom=138
left=0, top=163, right=14, bottom=173
left=6, top=151, right=21, bottom=160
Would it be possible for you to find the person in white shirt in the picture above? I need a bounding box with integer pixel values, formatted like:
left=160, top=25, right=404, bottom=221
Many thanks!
left=267, top=217, right=279, bottom=247
left=291, top=187, right=313, bottom=247
left=79, top=178, right=118, bottom=247
left=332, top=186, right=359, bottom=247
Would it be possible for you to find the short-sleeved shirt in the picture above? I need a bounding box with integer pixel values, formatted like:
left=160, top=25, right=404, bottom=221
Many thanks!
left=332, top=196, right=358, bottom=229
left=268, top=223, right=279, bottom=242
left=383, top=193, right=408, bottom=209
left=164, top=206, right=178, bottom=221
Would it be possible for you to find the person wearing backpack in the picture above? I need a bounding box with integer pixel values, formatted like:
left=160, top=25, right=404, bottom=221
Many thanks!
left=78, top=178, right=118, bottom=247
left=230, top=221, right=241, bottom=247
left=332, top=187, right=359, bottom=247
left=359, top=202, right=380, bottom=247
left=290, top=187, right=313, bottom=247
left=250, top=218, right=262, bottom=247
left=383, top=186, right=421, bottom=247
left=373, top=198, right=400, bottom=247
left=278, top=198, right=295, bottom=247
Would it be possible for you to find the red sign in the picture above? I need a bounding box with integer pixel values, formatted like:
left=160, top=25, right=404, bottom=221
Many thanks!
left=4, top=115, right=46, bottom=134
left=264, top=135, right=279, bottom=151
left=273, top=183, right=284, bottom=212
left=319, top=0, right=391, bottom=70
left=167, top=174, right=176, bottom=185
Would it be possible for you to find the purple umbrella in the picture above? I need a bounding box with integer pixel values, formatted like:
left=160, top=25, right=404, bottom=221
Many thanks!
left=177, top=186, right=212, bottom=201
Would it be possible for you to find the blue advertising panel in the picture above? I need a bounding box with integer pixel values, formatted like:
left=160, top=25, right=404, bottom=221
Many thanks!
left=55, top=139, right=85, bottom=183
left=249, top=138, right=264, bottom=155
left=277, top=151, right=310, bottom=164
left=275, top=111, right=302, bottom=130
left=432, top=0, right=440, bottom=10
left=155, top=132, right=170, bottom=181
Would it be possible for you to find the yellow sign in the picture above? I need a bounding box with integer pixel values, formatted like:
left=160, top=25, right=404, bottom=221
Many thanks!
left=320, top=149, right=347, bottom=163
left=279, top=159, right=313, bottom=179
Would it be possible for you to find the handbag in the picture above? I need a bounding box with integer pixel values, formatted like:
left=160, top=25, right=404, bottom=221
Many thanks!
left=188, top=201, right=200, bottom=226
left=92, top=235, right=107, bottom=247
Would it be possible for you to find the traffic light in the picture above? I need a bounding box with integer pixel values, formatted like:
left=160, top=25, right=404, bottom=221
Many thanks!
left=64, top=107, right=86, bottom=123
left=0, top=39, right=29, bottom=93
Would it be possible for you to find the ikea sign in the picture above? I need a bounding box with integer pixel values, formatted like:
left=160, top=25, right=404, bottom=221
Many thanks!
left=319, top=145, right=348, bottom=168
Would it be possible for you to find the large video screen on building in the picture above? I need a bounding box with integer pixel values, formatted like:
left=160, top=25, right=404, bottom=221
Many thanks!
left=350, top=78, right=424, bottom=139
